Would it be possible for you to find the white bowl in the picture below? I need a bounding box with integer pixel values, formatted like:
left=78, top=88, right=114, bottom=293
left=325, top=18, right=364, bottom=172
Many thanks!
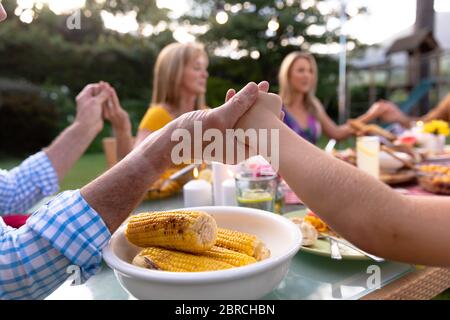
left=103, top=206, right=302, bottom=300
left=379, top=151, right=412, bottom=172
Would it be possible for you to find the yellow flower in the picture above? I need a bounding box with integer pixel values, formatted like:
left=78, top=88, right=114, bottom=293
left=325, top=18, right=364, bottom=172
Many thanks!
left=423, top=120, right=450, bottom=136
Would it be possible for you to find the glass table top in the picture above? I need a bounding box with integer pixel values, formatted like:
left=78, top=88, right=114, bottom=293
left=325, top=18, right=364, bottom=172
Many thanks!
left=46, top=195, right=415, bottom=300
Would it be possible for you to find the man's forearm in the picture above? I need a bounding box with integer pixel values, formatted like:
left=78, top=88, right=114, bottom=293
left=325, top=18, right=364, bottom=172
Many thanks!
left=44, top=122, right=100, bottom=181
left=80, top=128, right=172, bottom=232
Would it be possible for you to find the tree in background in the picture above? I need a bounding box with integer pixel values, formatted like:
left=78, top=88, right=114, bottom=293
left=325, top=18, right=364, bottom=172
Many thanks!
left=0, top=0, right=366, bottom=156
left=0, top=0, right=176, bottom=156
left=182, top=0, right=366, bottom=110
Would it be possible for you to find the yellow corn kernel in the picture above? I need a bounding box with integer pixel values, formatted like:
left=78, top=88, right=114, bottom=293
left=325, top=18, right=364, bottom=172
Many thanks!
left=126, top=211, right=217, bottom=253
left=202, top=246, right=256, bottom=267
left=133, top=247, right=233, bottom=272
left=216, top=228, right=270, bottom=261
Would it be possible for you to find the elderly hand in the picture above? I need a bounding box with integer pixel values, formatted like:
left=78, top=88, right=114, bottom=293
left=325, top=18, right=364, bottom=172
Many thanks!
left=74, top=83, right=110, bottom=134
left=168, top=82, right=260, bottom=134
left=153, top=82, right=264, bottom=165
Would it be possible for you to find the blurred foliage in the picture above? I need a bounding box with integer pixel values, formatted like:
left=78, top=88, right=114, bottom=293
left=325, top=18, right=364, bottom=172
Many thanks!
left=349, top=84, right=387, bottom=118
left=0, top=0, right=367, bottom=157
left=0, top=78, right=59, bottom=157
left=183, top=0, right=365, bottom=116
left=0, top=1, right=170, bottom=157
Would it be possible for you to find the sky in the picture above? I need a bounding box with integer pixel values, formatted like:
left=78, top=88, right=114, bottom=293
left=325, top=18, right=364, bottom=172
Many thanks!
left=346, top=0, right=450, bottom=45
left=13, top=0, right=450, bottom=45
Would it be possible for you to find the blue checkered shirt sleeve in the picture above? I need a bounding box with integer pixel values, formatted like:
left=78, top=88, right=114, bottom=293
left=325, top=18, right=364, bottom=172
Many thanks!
left=0, top=151, right=59, bottom=215
left=0, top=190, right=111, bottom=300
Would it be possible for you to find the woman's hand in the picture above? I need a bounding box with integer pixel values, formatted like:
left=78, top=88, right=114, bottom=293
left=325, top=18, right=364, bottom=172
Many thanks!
left=74, top=83, right=110, bottom=134
left=366, top=100, right=409, bottom=125
left=100, top=82, right=132, bottom=134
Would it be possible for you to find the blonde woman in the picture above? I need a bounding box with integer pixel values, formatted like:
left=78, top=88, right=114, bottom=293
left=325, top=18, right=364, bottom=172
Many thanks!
left=135, top=42, right=209, bottom=147
left=102, top=42, right=208, bottom=162
left=279, top=51, right=380, bottom=144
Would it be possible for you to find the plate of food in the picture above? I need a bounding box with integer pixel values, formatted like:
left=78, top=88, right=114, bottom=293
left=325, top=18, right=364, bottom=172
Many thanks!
left=285, top=209, right=370, bottom=261
left=380, top=169, right=417, bottom=185
left=103, top=206, right=302, bottom=300
left=417, top=164, right=450, bottom=195
left=424, top=146, right=450, bottom=162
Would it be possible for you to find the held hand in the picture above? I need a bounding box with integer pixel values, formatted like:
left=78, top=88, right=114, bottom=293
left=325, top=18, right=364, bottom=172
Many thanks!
left=230, top=81, right=283, bottom=132
left=226, top=81, right=284, bottom=127
left=155, top=82, right=262, bottom=165
left=379, top=101, right=409, bottom=124
left=167, top=82, right=260, bottom=134
left=366, top=100, right=407, bottom=124
left=75, top=83, right=110, bottom=133
left=100, top=82, right=132, bottom=134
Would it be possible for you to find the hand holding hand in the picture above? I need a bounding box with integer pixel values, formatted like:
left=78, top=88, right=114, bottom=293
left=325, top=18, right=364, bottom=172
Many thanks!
left=100, top=82, right=132, bottom=134
left=154, top=82, right=263, bottom=165
left=367, top=100, right=407, bottom=124
left=75, top=83, right=110, bottom=134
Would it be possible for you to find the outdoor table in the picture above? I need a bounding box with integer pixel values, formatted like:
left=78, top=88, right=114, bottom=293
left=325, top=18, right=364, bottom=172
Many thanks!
left=45, top=194, right=450, bottom=300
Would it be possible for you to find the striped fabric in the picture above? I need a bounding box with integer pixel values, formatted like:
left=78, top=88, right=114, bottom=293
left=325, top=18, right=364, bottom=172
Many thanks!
left=0, top=151, right=59, bottom=215
left=0, top=190, right=111, bottom=300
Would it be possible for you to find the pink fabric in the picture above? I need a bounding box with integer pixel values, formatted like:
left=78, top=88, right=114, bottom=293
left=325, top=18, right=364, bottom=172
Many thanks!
left=2, top=215, right=30, bottom=228
left=284, top=189, right=303, bottom=205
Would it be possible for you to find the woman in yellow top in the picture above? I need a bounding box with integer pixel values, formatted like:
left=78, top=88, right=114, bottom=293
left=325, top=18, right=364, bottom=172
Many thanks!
left=137, top=42, right=208, bottom=145
left=113, top=42, right=209, bottom=160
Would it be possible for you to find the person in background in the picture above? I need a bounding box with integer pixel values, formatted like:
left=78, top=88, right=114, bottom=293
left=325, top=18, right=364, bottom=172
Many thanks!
left=0, top=82, right=111, bottom=217
left=111, top=42, right=209, bottom=161
left=0, top=5, right=265, bottom=298
left=278, top=51, right=385, bottom=144
left=366, top=93, right=450, bottom=128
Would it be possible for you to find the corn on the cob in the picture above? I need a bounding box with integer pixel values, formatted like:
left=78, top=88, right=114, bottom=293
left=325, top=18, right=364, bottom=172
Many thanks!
left=201, top=246, right=256, bottom=267
left=133, top=247, right=233, bottom=272
left=216, top=228, right=270, bottom=261
left=126, top=211, right=217, bottom=253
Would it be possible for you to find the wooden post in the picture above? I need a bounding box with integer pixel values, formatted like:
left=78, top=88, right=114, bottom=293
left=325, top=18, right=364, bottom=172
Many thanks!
left=386, top=56, right=392, bottom=99
left=369, top=66, right=376, bottom=106
left=415, top=0, right=435, bottom=32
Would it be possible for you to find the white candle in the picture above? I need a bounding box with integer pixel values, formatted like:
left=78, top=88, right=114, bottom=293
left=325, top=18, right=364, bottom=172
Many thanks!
left=357, top=136, right=380, bottom=179
left=212, top=162, right=235, bottom=205
left=222, top=179, right=237, bottom=206
left=183, top=179, right=212, bottom=207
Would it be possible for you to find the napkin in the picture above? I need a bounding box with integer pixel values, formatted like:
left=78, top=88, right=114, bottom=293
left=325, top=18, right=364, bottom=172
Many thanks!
left=3, top=214, right=30, bottom=228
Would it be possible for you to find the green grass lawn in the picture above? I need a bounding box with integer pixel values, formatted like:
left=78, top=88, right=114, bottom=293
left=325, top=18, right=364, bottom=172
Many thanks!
left=0, top=153, right=107, bottom=190
left=59, top=153, right=107, bottom=190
